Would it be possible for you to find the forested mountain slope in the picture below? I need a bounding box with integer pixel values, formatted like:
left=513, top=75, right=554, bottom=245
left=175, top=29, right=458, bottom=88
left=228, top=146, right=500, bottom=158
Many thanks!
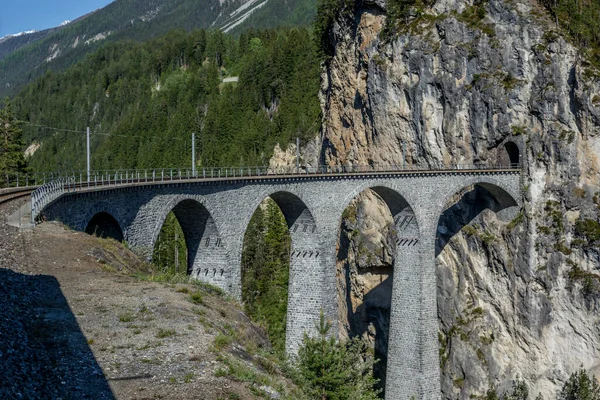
left=0, top=0, right=317, bottom=98
left=14, top=28, right=321, bottom=172
left=0, top=29, right=57, bottom=62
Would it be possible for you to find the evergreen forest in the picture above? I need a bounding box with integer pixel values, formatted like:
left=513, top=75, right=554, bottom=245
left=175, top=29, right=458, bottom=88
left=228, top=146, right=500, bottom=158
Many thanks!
left=0, top=0, right=318, bottom=98
left=14, top=27, right=321, bottom=172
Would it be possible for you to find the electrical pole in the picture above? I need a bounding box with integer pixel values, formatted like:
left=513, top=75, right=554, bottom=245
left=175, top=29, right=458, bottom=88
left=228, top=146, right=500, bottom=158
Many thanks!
left=296, top=137, right=300, bottom=173
left=87, top=127, right=91, bottom=181
left=192, top=132, right=196, bottom=177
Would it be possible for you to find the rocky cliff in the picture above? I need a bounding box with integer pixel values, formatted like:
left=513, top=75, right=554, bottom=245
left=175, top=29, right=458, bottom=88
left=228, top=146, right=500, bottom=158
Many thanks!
left=316, top=0, right=600, bottom=398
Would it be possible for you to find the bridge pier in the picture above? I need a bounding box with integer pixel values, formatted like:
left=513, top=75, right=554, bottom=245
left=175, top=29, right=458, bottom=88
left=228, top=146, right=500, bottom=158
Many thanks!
left=286, top=237, right=329, bottom=354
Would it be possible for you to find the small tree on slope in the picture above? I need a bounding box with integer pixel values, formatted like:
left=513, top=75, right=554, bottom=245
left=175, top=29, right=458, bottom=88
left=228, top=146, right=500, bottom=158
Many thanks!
left=294, top=310, right=380, bottom=400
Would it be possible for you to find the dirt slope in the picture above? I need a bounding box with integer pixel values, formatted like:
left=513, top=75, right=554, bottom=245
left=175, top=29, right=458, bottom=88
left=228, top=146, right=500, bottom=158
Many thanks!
left=0, top=200, right=295, bottom=400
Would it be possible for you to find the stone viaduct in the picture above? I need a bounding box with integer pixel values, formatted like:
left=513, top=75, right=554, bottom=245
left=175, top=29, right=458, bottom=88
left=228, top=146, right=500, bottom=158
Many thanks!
left=40, top=168, right=521, bottom=399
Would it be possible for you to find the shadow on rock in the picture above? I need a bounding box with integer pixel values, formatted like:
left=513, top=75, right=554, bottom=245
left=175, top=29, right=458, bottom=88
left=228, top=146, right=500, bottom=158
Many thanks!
left=0, top=268, right=115, bottom=399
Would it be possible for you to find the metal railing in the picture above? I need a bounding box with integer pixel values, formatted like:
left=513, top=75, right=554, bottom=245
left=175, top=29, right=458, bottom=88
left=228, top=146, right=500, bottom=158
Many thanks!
left=0, top=171, right=74, bottom=189
left=31, top=176, right=77, bottom=223
left=29, top=163, right=521, bottom=223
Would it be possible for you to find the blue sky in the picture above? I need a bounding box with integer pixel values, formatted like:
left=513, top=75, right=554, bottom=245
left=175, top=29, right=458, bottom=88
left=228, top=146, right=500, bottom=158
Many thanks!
left=0, top=0, right=115, bottom=38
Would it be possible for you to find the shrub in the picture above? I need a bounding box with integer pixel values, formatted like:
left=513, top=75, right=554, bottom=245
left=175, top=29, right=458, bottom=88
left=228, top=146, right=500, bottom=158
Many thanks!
left=568, top=266, right=600, bottom=297
left=118, top=312, right=135, bottom=322
left=507, top=212, right=525, bottom=230
left=213, top=333, right=234, bottom=350
left=575, top=219, right=600, bottom=243
left=189, top=291, right=204, bottom=305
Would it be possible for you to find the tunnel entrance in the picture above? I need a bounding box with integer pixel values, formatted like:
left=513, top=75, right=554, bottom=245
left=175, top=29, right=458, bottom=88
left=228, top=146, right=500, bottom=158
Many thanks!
left=499, top=141, right=520, bottom=167
left=505, top=142, right=520, bottom=166
left=85, top=212, right=124, bottom=242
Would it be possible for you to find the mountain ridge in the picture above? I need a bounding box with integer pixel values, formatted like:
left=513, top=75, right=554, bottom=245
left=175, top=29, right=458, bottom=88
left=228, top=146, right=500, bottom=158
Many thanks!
left=0, top=0, right=316, bottom=98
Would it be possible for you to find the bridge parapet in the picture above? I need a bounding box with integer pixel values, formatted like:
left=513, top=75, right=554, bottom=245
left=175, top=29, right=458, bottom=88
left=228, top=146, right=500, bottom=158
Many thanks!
left=31, top=164, right=521, bottom=224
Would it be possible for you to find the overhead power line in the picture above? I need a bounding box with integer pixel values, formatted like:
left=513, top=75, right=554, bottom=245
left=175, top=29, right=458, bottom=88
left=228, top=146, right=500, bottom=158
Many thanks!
left=22, top=122, right=187, bottom=141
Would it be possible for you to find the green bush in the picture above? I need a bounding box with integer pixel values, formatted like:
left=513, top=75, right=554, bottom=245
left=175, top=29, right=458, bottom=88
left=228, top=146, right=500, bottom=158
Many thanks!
left=315, top=0, right=355, bottom=58
left=575, top=219, right=600, bottom=243
left=568, top=265, right=600, bottom=298
left=189, top=291, right=204, bottom=305
left=213, top=333, right=234, bottom=350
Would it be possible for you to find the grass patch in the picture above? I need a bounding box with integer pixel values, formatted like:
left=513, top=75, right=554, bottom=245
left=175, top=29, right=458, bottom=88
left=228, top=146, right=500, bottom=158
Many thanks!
left=453, top=377, right=465, bottom=388
left=191, top=280, right=227, bottom=298
left=137, top=340, right=163, bottom=350
left=575, top=218, right=600, bottom=244
left=511, top=125, right=527, bottom=136
left=213, top=333, right=234, bottom=351
left=456, top=2, right=495, bottom=37
left=342, top=204, right=358, bottom=223
left=189, top=291, right=204, bottom=305
left=507, top=211, right=524, bottom=230
left=568, top=265, right=600, bottom=298
left=215, top=354, right=269, bottom=386
left=134, top=271, right=189, bottom=285
left=501, top=73, right=520, bottom=90
left=141, top=357, right=161, bottom=364
left=556, top=241, right=572, bottom=255
left=183, top=372, right=194, bottom=383
left=476, top=348, right=486, bottom=364
left=156, top=328, right=176, bottom=338
left=118, top=312, right=135, bottom=323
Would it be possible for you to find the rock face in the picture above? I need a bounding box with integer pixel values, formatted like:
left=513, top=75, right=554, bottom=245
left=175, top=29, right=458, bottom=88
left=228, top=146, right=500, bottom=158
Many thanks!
left=319, top=0, right=600, bottom=398
left=337, top=189, right=395, bottom=394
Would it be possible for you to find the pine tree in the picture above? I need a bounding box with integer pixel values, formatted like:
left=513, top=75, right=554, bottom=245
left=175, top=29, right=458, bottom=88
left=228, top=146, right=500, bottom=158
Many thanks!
left=559, top=368, right=600, bottom=400
left=0, top=98, right=27, bottom=185
left=294, top=310, right=381, bottom=400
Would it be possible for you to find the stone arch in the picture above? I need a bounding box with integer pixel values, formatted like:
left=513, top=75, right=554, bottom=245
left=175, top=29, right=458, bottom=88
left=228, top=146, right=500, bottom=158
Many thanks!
left=269, top=191, right=318, bottom=238
left=241, top=189, right=320, bottom=355
left=85, top=212, right=124, bottom=241
left=436, top=175, right=520, bottom=255
left=81, top=201, right=126, bottom=240
left=151, top=196, right=228, bottom=288
left=336, top=182, right=421, bottom=250
left=335, top=183, right=420, bottom=397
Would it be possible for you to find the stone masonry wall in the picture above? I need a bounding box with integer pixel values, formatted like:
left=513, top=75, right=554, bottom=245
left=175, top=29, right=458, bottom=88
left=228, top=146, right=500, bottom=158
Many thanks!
left=42, top=171, right=520, bottom=399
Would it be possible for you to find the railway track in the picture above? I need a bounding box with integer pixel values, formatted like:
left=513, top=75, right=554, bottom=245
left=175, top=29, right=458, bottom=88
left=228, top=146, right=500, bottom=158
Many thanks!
left=0, top=187, right=36, bottom=207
